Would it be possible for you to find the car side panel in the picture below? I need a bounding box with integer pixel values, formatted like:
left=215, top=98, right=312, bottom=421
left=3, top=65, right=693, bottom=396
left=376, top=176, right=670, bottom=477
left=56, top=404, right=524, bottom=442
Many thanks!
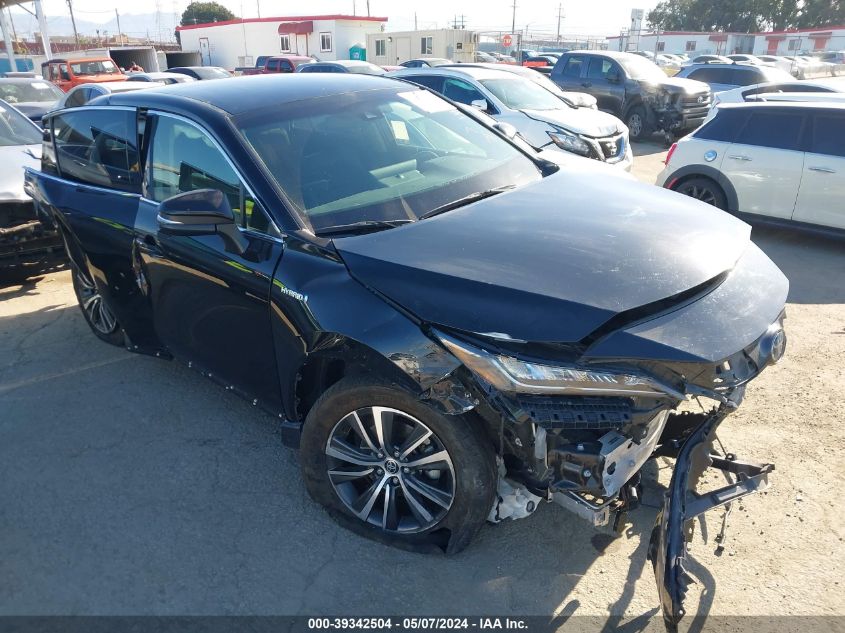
left=792, top=151, right=845, bottom=229
left=721, top=143, right=804, bottom=219
left=25, top=169, right=163, bottom=351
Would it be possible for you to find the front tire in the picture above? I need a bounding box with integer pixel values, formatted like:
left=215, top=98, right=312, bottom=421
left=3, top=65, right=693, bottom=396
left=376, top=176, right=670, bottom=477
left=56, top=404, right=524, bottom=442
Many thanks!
left=300, top=376, right=496, bottom=554
left=71, top=263, right=123, bottom=346
left=625, top=105, right=652, bottom=141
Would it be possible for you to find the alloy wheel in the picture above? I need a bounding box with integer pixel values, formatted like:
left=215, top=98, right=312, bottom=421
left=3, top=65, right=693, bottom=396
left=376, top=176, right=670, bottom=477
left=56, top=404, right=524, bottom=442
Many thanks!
left=325, top=406, right=456, bottom=534
left=75, top=269, right=118, bottom=334
left=681, top=184, right=717, bottom=206
left=628, top=113, right=643, bottom=138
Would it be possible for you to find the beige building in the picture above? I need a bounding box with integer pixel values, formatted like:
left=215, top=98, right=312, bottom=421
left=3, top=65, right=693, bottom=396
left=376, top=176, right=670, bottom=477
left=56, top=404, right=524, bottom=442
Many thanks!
left=366, top=29, right=476, bottom=65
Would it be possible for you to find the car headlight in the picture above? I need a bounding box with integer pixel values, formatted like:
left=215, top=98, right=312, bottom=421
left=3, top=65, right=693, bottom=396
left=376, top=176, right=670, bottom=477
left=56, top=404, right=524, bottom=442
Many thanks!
left=547, top=130, right=592, bottom=157
left=436, top=332, right=677, bottom=398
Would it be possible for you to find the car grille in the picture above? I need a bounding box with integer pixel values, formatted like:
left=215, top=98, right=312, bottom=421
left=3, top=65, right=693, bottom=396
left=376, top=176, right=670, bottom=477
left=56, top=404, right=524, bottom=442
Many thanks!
left=681, top=91, right=712, bottom=119
left=513, top=395, right=633, bottom=430
left=591, top=133, right=626, bottom=163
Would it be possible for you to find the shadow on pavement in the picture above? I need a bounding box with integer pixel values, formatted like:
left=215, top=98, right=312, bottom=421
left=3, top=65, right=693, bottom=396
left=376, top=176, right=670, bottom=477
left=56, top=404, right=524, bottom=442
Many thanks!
left=750, top=224, right=845, bottom=305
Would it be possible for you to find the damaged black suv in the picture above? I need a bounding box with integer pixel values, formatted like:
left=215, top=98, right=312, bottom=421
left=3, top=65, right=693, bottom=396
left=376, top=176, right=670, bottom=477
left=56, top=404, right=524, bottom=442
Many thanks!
left=550, top=51, right=712, bottom=141
left=26, top=75, right=787, bottom=628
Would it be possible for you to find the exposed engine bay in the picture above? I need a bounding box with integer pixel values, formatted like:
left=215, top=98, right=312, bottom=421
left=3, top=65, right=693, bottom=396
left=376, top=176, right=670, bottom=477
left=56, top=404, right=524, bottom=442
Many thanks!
left=431, top=314, right=785, bottom=631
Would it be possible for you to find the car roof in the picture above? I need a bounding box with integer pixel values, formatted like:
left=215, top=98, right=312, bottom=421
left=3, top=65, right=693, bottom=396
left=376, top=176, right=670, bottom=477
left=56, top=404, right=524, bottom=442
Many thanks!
left=312, top=60, right=375, bottom=67
left=169, top=66, right=226, bottom=71
left=41, top=57, right=113, bottom=65
left=564, top=50, right=635, bottom=59
left=74, top=81, right=163, bottom=93
left=719, top=100, right=845, bottom=111
left=103, top=74, right=409, bottom=115
left=392, top=66, right=516, bottom=81
left=131, top=71, right=187, bottom=78
left=0, top=77, right=53, bottom=84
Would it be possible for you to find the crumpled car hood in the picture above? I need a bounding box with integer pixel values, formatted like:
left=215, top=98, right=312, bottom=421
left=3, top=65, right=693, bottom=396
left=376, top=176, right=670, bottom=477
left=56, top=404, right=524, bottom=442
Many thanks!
left=521, top=106, right=623, bottom=137
left=0, top=144, right=40, bottom=202
left=335, top=170, right=751, bottom=344
left=643, top=76, right=710, bottom=95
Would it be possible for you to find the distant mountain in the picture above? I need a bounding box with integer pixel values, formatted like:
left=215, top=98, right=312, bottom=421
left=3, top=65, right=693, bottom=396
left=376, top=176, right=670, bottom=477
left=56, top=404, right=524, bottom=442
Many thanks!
left=9, top=11, right=181, bottom=42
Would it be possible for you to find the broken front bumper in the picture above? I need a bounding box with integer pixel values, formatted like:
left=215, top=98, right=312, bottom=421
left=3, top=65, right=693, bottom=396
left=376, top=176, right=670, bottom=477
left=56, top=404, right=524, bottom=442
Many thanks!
left=648, top=402, right=774, bottom=631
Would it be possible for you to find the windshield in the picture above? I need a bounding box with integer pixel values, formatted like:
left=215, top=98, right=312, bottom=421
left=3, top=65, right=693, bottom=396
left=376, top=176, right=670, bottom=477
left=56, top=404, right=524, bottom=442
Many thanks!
left=480, top=77, right=568, bottom=111
left=0, top=80, right=63, bottom=103
left=0, top=101, right=42, bottom=146
left=618, top=55, right=668, bottom=81
left=238, top=88, right=541, bottom=234
left=70, top=59, right=120, bottom=76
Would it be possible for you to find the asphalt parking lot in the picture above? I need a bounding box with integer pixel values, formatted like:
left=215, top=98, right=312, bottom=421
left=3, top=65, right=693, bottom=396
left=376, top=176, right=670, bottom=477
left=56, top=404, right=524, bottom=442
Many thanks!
left=1, top=142, right=844, bottom=627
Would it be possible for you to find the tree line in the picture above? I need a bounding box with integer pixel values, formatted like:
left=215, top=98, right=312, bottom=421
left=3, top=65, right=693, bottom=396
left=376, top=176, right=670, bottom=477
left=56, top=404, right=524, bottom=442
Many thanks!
left=647, top=0, right=843, bottom=32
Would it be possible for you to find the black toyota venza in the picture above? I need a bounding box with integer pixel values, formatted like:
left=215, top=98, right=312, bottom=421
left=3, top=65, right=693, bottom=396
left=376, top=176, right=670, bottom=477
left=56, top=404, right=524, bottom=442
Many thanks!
left=26, top=75, right=788, bottom=628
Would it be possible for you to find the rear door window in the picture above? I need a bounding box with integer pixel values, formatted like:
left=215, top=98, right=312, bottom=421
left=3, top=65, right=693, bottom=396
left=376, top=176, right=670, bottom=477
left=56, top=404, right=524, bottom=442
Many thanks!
left=735, top=109, right=805, bottom=151
left=694, top=109, right=749, bottom=142
left=52, top=109, right=141, bottom=193
left=404, top=74, right=445, bottom=93
left=562, top=56, right=585, bottom=78
left=808, top=112, right=845, bottom=157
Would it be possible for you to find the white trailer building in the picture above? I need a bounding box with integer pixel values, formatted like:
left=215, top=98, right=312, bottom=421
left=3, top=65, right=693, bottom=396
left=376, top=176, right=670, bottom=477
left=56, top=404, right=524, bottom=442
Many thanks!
left=366, top=29, right=477, bottom=66
left=607, top=31, right=754, bottom=56
left=176, top=14, right=388, bottom=70
left=608, top=25, right=845, bottom=57
left=752, top=25, right=845, bottom=55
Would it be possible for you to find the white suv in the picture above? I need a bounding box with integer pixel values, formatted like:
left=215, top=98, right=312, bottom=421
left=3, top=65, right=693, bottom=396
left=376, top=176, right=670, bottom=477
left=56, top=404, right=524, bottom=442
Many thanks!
left=658, top=101, right=845, bottom=231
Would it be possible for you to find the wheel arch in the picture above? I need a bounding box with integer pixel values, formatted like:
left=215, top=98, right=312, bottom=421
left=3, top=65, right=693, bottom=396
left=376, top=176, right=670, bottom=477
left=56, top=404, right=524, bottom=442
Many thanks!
left=289, top=329, right=469, bottom=438
left=663, top=164, right=739, bottom=212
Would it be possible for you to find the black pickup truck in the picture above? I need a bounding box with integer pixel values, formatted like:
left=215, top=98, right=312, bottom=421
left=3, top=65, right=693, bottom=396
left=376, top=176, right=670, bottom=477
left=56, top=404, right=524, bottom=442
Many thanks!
left=550, top=50, right=712, bottom=141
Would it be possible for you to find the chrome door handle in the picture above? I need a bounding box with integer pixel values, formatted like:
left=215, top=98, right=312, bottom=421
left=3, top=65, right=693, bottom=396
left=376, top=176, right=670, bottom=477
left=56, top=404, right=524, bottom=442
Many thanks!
left=728, top=155, right=752, bottom=161
left=808, top=166, right=836, bottom=173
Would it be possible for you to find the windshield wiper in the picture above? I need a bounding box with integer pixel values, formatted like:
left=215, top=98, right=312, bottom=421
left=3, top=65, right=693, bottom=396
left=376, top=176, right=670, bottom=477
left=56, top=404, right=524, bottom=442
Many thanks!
left=418, top=185, right=515, bottom=221
left=314, top=219, right=414, bottom=237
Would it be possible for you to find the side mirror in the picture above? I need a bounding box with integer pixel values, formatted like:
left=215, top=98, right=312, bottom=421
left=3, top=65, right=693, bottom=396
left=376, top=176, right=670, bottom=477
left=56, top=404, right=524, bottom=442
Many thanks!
left=470, top=98, right=489, bottom=111
left=157, top=189, right=248, bottom=255
left=607, top=70, right=621, bottom=83
left=492, top=122, right=519, bottom=140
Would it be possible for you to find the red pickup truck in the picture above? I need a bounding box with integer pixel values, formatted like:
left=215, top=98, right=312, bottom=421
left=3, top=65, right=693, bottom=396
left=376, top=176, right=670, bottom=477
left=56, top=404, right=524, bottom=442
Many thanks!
left=237, top=55, right=315, bottom=75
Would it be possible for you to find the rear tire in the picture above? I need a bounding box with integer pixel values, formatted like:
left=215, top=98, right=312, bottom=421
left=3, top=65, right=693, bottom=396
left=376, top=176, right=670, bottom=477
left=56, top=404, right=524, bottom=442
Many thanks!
left=299, top=375, right=496, bottom=554
left=673, top=176, right=727, bottom=210
left=71, top=262, right=123, bottom=346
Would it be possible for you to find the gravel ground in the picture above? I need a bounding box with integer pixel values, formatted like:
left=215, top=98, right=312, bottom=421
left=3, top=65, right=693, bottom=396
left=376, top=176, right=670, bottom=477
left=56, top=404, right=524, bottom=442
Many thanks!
left=1, top=143, right=843, bottom=629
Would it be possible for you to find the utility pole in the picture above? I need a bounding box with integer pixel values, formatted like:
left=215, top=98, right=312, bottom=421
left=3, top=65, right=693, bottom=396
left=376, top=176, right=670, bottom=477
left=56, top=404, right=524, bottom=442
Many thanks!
left=511, top=0, right=517, bottom=35
left=414, top=12, right=417, bottom=29
left=66, top=0, right=80, bottom=49
left=556, top=3, right=563, bottom=42
left=366, top=0, right=370, bottom=17
left=115, top=9, right=123, bottom=46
